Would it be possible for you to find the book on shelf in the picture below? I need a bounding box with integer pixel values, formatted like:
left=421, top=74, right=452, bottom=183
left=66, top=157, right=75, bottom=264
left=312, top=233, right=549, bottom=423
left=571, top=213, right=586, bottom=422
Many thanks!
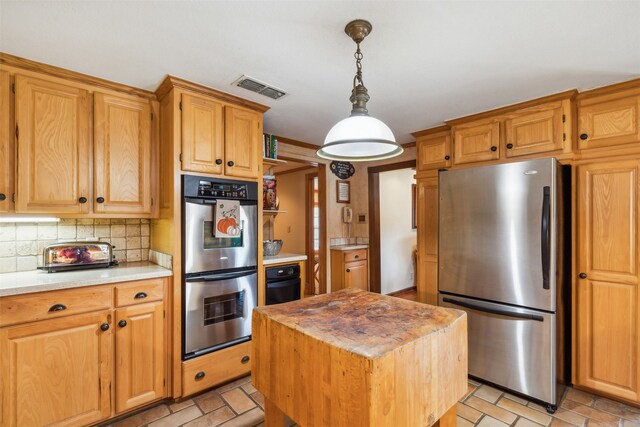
left=263, top=133, right=278, bottom=159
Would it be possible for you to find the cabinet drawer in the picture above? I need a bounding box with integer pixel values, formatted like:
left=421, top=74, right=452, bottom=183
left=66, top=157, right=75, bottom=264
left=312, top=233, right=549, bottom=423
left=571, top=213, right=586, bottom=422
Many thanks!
left=182, top=341, right=252, bottom=397
left=344, top=249, right=367, bottom=263
left=0, top=285, right=112, bottom=327
left=115, top=278, right=164, bottom=307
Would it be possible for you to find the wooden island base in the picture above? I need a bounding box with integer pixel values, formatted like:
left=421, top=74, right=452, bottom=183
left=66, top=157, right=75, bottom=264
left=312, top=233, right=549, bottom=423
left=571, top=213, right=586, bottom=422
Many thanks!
left=253, top=289, right=468, bottom=427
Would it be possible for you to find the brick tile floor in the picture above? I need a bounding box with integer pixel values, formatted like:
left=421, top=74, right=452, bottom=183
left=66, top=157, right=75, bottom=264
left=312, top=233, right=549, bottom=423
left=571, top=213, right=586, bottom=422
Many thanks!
left=107, top=375, right=640, bottom=427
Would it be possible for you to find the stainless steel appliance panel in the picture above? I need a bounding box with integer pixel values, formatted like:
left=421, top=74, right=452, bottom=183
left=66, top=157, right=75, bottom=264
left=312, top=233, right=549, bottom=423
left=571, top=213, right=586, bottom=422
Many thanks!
left=440, top=293, right=555, bottom=403
left=184, top=270, right=258, bottom=356
left=439, top=158, right=558, bottom=311
left=184, top=202, right=257, bottom=273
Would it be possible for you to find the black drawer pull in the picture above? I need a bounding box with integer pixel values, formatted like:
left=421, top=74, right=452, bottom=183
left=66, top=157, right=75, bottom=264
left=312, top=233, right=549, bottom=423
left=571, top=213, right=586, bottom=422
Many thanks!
left=195, top=371, right=205, bottom=380
left=579, top=133, right=588, bottom=140
left=227, top=161, right=235, bottom=167
left=354, top=255, right=359, bottom=259
left=49, top=303, right=67, bottom=312
left=579, top=272, right=587, bottom=279
left=490, top=146, right=497, bottom=152
left=134, top=292, right=148, bottom=299
left=0, top=193, right=5, bottom=201
left=118, top=319, right=127, bottom=328
left=346, top=269, right=351, bottom=273
left=506, top=143, right=514, bottom=149
left=79, top=197, right=87, bottom=204
left=100, top=323, right=110, bottom=331
left=444, top=155, right=450, bottom=161
left=241, top=356, right=250, bottom=364
left=96, top=197, right=105, bottom=203
left=216, top=159, right=223, bottom=165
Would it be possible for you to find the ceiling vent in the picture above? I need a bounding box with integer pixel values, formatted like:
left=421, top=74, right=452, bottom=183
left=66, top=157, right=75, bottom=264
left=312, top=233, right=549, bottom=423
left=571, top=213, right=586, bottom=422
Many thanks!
left=232, top=75, right=286, bottom=100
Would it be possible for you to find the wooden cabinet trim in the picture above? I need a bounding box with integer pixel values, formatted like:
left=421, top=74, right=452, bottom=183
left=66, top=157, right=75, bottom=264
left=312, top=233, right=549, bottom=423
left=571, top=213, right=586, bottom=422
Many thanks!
left=0, top=70, right=11, bottom=213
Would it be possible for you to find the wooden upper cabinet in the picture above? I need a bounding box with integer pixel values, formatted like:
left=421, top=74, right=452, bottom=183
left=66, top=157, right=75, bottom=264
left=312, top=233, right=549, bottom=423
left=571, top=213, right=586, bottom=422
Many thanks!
left=181, top=93, right=224, bottom=175
left=578, top=89, right=640, bottom=150
left=504, top=102, right=565, bottom=158
left=0, top=310, right=112, bottom=427
left=452, top=120, right=500, bottom=165
left=14, top=74, right=90, bottom=213
left=224, top=106, right=261, bottom=179
left=416, top=133, right=451, bottom=171
left=115, top=301, right=165, bottom=413
left=0, top=70, right=10, bottom=213
left=94, top=92, right=152, bottom=214
left=575, top=159, right=640, bottom=402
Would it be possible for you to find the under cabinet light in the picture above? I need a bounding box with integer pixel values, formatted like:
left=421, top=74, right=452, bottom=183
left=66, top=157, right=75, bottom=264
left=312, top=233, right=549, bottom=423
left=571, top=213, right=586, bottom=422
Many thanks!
left=0, top=216, right=60, bottom=223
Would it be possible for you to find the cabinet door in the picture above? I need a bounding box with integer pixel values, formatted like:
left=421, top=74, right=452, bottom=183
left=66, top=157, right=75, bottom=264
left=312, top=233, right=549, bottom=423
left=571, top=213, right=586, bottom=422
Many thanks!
left=576, top=159, right=640, bottom=402
left=453, top=121, right=500, bottom=165
left=344, top=260, right=368, bottom=291
left=417, top=134, right=451, bottom=171
left=0, top=311, right=112, bottom=427
left=578, top=92, right=640, bottom=150
left=416, top=177, right=439, bottom=305
left=181, top=93, right=224, bottom=175
left=15, top=74, right=90, bottom=213
left=94, top=92, right=152, bottom=214
left=224, top=106, right=261, bottom=179
left=0, top=70, right=10, bottom=213
left=115, top=301, right=165, bottom=413
left=504, top=102, right=564, bottom=158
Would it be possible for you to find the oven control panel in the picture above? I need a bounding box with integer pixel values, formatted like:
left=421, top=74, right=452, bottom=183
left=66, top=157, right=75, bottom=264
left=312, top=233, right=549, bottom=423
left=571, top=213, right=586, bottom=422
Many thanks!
left=198, top=181, right=248, bottom=199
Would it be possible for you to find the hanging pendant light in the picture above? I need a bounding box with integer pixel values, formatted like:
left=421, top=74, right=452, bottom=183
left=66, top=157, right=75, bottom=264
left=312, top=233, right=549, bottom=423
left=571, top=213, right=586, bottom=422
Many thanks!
left=317, top=19, right=403, bottom=162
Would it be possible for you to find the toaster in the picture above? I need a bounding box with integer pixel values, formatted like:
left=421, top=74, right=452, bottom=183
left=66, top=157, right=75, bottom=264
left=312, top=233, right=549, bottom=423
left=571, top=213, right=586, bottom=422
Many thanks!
left=40, top=241, right=117, bottom=273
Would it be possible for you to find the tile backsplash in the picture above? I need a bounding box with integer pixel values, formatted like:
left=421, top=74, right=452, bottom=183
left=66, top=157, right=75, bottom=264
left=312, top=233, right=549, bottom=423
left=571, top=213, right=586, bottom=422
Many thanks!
left=330, top=237, right=369, bottom=246
left=0, top=218, right=151, bottom=273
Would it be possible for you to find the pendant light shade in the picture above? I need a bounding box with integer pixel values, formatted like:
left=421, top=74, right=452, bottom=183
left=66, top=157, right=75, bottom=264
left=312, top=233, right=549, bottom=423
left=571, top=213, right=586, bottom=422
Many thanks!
left=317, top=19, right=403, bottom=162
left=318, top=115, right=402, bottom=161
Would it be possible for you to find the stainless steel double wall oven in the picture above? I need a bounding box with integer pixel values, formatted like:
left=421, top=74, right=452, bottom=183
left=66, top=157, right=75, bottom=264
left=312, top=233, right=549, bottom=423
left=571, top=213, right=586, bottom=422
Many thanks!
left=182, top=175, right=258, bottom=360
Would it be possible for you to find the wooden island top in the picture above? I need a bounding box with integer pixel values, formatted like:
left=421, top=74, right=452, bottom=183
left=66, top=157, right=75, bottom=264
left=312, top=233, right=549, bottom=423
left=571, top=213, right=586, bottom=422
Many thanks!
left=252, top=288, right=468, bottom=427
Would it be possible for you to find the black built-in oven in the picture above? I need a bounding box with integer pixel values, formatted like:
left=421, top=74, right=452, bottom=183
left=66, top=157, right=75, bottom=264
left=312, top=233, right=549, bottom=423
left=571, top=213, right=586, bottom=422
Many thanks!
left=182, top=175, right=258, bottom=360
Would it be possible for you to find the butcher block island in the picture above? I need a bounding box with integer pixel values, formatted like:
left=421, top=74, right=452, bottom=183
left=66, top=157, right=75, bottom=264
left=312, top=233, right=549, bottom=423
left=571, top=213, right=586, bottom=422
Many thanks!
left=252, top=289, right=468, bottom=427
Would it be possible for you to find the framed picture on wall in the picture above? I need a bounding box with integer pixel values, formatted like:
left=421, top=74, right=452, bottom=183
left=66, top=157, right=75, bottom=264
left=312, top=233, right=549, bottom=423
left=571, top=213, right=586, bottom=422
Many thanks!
left=412, top=184, right=417, bottom=229
left=336, top=180, right=350, bottom=203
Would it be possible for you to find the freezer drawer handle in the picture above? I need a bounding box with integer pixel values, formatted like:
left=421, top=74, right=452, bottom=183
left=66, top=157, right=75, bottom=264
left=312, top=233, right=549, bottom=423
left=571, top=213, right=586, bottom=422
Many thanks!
left=541, top=186, right=551, bottom=290
left=442, top=297, right=544, bottom=322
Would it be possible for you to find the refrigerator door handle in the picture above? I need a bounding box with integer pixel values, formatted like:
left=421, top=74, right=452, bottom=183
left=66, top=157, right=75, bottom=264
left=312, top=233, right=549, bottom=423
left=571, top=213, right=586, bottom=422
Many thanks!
left=541, top=186, right=551, bottom=290
left=442, top=297, right=545, bottom=322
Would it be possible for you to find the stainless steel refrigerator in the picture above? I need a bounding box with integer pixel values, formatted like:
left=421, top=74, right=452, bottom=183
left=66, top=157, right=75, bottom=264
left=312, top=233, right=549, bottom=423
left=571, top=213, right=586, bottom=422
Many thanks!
left=438, top=158, right=570, bottom=412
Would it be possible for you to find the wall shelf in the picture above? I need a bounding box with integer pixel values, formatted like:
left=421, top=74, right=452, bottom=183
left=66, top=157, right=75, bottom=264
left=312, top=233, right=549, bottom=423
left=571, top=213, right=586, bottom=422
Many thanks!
left=264, top=210, right=287, bottom=215
left=263, top=157, right=287, bottom=167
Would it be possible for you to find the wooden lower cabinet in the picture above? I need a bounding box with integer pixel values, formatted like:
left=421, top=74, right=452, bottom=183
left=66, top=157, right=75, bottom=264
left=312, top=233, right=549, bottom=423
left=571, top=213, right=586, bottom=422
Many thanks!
left=416, top=176, right=439, bottom=305
left=115, top=301, right=165, bottom=413
left=182, top=341, right=252, bottom=397
left=0, top=310, right=112, bottom=427
left=331, top=248, right=369, bottom=292
left=0, top=278, right=169, bottom=426
left=575, top=159, right=640, bottom=403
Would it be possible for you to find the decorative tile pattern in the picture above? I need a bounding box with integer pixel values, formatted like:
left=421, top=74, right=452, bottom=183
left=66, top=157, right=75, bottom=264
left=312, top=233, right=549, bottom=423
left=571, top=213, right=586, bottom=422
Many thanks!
left=111, top=372, right=640, bottom=427
left=0, top=219, right=151, bottom=273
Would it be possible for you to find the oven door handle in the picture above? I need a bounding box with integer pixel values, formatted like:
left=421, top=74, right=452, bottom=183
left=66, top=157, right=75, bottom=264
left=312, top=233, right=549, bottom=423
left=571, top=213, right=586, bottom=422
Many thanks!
left=186, top=270, right=256, bottom=282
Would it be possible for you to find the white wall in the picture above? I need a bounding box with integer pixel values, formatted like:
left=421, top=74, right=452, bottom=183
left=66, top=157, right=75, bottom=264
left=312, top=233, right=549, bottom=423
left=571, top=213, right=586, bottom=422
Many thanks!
left=379, top=168, right=417, bottom=294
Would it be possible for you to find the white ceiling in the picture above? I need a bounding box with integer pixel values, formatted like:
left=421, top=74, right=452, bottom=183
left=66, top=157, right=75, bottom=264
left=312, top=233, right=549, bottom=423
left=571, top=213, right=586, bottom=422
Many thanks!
left=1, top=1, right=639, bottom=145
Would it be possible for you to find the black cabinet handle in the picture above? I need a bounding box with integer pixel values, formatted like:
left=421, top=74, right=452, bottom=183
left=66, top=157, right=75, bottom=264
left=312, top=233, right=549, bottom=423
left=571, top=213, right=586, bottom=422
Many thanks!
left=579, top=272, right=587, bottom=279
left=354, top=255, right=359, bottom=259
left=195, top=371, right=205, bottom=380
left=346, top=269, right=351, bottom=273
left=490, top=146, right=497, bottom=152
left=96, top=197, right=105, bottom=203
left=118, top=319, right=127, bottom=328
left=444, top=155, right=450, bottom=161
left=79, top=197, right=88, bottom=204
left=215, top=159, right=223, bottom=165
left=100, top=323, right=110, bottom=331
left=48, top=303, right=67, bottom=312
left=506, top=143, right=514, bottom=149
left=0, top=193, right=5, bottom=201
left=241, top=356, right=250, bottom=364
left=579, top=133, right=589, bottom=140
left=134, top=292, right=148, bottom=299
left=227, top=161, right=235, bottom=167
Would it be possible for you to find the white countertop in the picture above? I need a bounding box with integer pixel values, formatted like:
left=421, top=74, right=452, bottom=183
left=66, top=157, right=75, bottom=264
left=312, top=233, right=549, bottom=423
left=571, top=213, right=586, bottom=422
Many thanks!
left=263, top=253, right=308, bottom=266
left=330, top=244, right=369, bottom=251
left=0, top=262, right=172, bottom=297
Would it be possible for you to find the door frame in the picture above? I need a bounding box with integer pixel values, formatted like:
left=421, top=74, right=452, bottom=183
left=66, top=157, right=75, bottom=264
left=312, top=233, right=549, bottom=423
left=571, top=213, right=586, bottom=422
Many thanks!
left=367, top=160, right=417, bottom=294
left=278, top=156, right=328, bottom=295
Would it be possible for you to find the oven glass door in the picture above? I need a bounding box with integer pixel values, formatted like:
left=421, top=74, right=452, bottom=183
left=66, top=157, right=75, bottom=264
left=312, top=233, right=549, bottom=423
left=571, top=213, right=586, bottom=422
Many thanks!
left=184, top=269, right=258, bottom=358
left=185, top=201, right=257, bottom=273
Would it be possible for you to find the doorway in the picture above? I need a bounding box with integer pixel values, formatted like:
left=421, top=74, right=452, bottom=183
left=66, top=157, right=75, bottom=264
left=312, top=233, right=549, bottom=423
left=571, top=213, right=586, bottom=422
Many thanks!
left=271, top=157, right=327, bottom=296
left=368, top=160, right=417, bottom=294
